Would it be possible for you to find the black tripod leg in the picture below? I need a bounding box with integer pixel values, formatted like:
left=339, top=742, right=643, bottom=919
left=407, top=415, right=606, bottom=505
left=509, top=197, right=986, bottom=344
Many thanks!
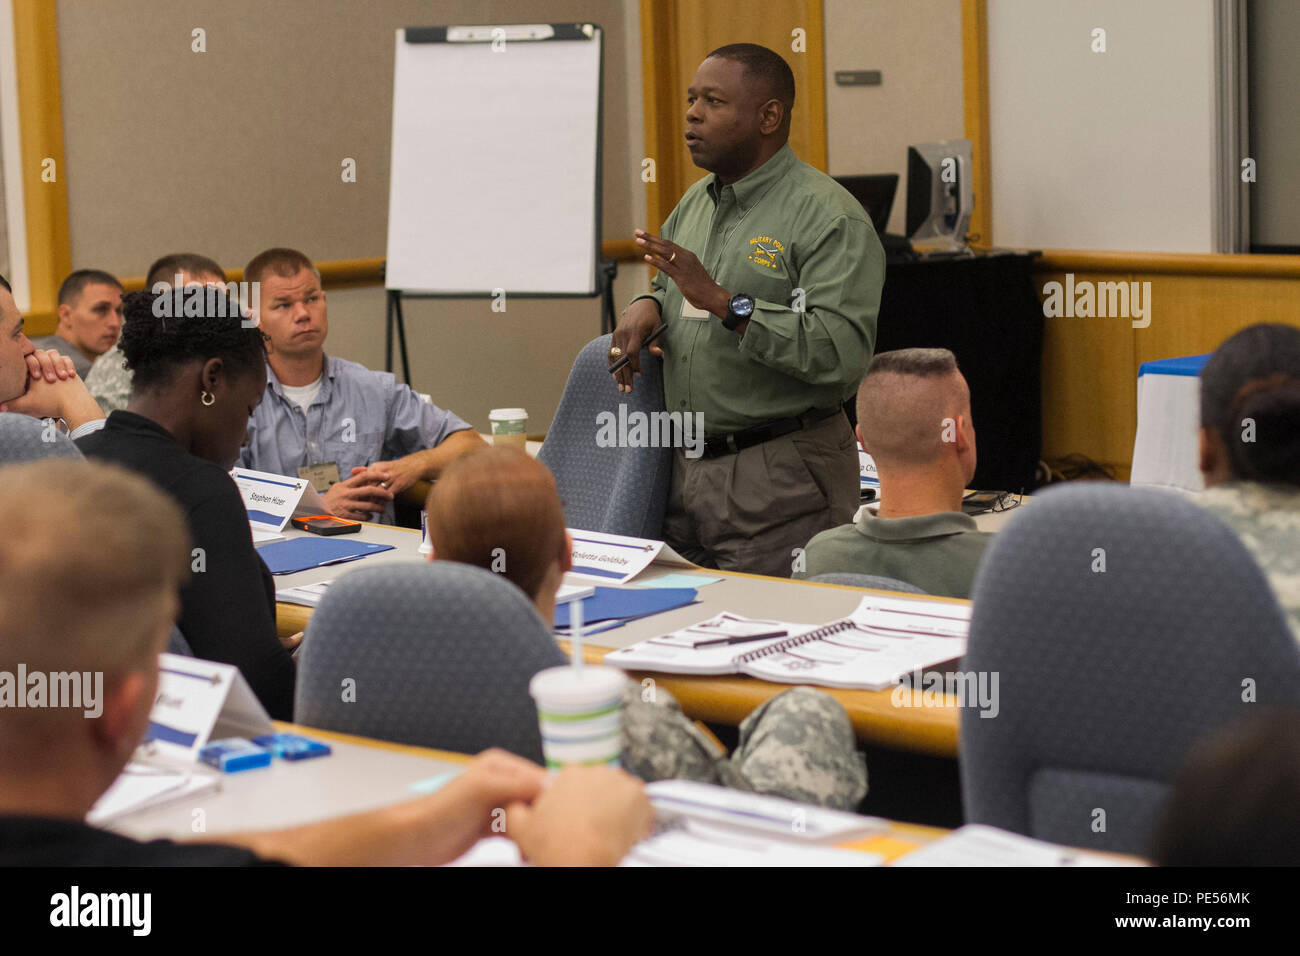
left=393, top=293, right=411, bottom=384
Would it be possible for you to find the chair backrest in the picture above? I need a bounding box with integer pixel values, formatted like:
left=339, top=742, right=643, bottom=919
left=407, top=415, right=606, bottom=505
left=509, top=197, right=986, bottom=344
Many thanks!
left=295, top=561, right=566, bottom=762
left=0, top=413, right=83, bottom=464
left=538, top=335, right=673, bottom=539
left=807, top=572, right=927, bottom=594
left=961, top=483, right=1300, bottom=856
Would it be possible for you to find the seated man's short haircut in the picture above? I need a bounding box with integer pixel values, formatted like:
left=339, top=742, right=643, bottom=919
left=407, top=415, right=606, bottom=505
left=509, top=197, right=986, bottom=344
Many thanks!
left=424, top=446, right=566, bottom=602
left=0, top=460, right=190, bottom=758
left=1199, top=323, right=1300, bottom=487
left=856, top=348, right=966, bottom=468
left=57, top=269, right=123, bottom=307
left=706, top=42, right=796, bottom=114
left=244, top=248, right=320, bottom=287
left=145, top=254, right=224, bottom=288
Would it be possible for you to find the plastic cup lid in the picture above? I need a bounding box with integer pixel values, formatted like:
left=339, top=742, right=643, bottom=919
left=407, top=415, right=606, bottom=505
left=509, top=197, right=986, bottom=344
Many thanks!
left=530, top=665, right=626, bottom=707
left=489, top=408, right=528, bottom=420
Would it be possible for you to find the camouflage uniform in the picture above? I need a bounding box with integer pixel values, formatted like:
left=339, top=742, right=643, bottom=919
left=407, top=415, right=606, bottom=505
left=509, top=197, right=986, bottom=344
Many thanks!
left=84, top=343, right=133, bottom=415
left=1198, top=481, right=1300, bottom=642
left=620, top=683, right=868, bottom=811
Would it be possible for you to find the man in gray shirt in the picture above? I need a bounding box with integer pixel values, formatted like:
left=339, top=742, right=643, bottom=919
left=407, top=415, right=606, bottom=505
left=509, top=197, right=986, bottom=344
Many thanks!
left=796, top=348, right=992, bottom=598
left=238, top=248, right=484, bottom=522
left=29, top=270, right=123, bottom=379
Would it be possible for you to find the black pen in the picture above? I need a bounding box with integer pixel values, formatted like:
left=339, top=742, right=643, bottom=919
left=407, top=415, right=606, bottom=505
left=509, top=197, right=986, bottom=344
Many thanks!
left=690, top=629, right=788, bottom=649
left=609, top=323, right=667, bottom=374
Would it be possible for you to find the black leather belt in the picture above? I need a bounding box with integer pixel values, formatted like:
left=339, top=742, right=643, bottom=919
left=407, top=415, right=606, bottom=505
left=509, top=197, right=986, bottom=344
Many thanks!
left=699, top=406, right=843, bottom=459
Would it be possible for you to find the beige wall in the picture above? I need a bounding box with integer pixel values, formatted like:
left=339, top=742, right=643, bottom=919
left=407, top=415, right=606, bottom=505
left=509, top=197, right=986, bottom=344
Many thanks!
left=0, top=115, right=8, bottom=280
left=55, top=0, right=646, bottom=433
left=986, top=0, right=1216, bottom=253
left=52, top=1, right=971, bottom=431
left=823, top=0, right=965, bottom=237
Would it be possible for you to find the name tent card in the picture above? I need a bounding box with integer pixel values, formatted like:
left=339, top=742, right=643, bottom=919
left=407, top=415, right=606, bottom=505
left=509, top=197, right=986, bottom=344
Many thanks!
left=143, top=653, right=273, bottom=763
left=231, top=467, right=327, bottom=532
left=566, top=529, right=697, bottom=584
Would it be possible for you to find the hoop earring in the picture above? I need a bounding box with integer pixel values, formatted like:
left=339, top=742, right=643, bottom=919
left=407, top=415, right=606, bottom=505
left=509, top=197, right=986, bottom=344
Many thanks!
left=201, top=390, right=215, bottom=407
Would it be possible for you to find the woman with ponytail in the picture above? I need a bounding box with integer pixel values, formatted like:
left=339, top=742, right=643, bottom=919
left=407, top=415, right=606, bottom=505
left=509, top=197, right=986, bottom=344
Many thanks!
left=1197, top=323, right=1300, bottom=640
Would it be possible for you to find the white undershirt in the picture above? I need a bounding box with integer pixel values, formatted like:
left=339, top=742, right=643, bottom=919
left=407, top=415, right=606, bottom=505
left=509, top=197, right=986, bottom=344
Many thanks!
left=280, top=376, right=322, bottom=413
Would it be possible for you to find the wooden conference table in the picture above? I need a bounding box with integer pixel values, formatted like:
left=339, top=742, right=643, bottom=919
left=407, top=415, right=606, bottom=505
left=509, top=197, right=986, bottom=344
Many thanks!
left=268, top=506, right=1022, bottom=758
left=112, top=721, right=948, bottom=863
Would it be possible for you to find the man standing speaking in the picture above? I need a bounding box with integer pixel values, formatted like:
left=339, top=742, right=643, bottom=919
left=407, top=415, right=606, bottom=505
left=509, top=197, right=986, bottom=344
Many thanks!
left=611, top=43, right=884, bottom=578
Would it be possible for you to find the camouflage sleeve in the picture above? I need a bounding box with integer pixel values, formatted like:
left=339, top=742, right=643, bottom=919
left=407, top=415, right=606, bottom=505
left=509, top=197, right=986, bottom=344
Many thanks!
left=85, top=344, right=133, bottom=414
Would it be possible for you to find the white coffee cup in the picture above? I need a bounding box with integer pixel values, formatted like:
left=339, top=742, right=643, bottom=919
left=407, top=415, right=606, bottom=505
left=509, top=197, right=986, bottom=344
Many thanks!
left=489, top=407, right=528, bottom=451
left=419, top=509, right=432, bottom=555
left=529, top=665, right=627, bottom=770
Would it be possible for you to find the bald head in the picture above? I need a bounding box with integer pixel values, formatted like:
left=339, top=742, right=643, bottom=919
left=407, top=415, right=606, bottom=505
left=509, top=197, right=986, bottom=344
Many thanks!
left=425, top=446, right=567, bottom=603
left=857, top=349, right=972, bottom=468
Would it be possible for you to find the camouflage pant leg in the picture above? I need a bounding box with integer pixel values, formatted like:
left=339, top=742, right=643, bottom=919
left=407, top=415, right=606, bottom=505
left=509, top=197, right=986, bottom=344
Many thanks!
left=621, top=684, right=868, bottom=812
left=619, top=683, right=731, bottom=786
left=723, top=687, right=868, bottom=811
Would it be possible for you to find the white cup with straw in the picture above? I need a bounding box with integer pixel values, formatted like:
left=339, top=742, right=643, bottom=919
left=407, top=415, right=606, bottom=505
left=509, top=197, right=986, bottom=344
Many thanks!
left=529, top=596, right=626, bottom=770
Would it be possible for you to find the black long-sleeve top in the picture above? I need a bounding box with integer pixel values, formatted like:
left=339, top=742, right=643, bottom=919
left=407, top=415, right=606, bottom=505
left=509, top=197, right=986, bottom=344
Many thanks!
left=78, top=411, right=295, bottom=719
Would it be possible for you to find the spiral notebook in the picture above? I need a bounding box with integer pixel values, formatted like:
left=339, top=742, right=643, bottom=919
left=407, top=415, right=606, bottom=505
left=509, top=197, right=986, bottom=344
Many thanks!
left=603, top=595, right=970, bottom=690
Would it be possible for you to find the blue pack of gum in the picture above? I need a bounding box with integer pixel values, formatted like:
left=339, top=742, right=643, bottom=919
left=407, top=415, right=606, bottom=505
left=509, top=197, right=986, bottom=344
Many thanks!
left=252, top=733, right=332, bottom=761
left=200, top=737, right=273, bottom=773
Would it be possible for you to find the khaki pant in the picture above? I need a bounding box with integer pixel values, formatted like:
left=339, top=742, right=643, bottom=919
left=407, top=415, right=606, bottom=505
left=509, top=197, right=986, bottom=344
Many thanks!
left=663, top=411, right=859, bottom=578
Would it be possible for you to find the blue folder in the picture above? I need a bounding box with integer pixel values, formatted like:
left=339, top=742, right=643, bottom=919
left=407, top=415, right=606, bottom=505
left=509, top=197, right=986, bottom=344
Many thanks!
left=256, top=537, right=395, bottom=575
left=553, top=586, right=698, bottom=628
left=1138, top=354, right=1210, bottom=378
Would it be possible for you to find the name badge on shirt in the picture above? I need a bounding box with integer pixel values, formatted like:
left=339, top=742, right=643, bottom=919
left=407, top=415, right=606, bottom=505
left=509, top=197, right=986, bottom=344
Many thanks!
left=298, top=461, right=341, bottom=493
left=680, top=301, right=711, bottom=320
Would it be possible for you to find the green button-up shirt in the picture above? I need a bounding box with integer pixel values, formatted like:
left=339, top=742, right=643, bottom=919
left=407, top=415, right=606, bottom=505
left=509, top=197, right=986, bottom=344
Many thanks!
left=630, top=144, right=885, bottom=434
left=795, top=508, right=993, bottom=599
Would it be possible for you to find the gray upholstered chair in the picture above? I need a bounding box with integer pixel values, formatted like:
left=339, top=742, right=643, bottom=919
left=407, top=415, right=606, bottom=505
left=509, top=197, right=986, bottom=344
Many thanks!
left=295, top=561, right=566, bottom=762
left=961, top=483, right=1300, bottom=856
left=807, top=572, right=927, bottom=594
left=0, top=413, right=83, bottom=463
left=538, top=334, right=673, bottom=539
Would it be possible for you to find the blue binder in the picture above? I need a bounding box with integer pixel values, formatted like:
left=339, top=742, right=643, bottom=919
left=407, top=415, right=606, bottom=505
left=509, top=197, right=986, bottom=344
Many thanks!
left=256, top=538, right=395, bottom=575
left=553, top=587, right=698, bottom=628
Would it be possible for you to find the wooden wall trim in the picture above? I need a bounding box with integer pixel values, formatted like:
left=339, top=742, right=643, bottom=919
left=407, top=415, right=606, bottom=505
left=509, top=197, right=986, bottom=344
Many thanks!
left=109, top=244, right=645, bottom=296
left=1034, top=249, right=1300, bottom=279
left=639, top=0, right=677, bottom=232
left=803, top=0, right=828, bottom=171
left=12, top=0, right=70, bottom=317
left=1037, top=264, right=1300, bottom=480
left=960, top=0, right=991, bottom=249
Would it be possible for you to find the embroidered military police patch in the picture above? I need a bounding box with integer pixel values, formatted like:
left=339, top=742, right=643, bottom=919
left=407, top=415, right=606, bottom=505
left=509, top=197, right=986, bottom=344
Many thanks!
left=747, top=236, right=785, bottom=269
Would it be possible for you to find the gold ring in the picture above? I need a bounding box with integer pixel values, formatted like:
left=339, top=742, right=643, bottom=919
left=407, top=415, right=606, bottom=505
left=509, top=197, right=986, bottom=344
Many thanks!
left=669, top=252, right=677, bottom=263
left=609, top=346, right=623, bottom=358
